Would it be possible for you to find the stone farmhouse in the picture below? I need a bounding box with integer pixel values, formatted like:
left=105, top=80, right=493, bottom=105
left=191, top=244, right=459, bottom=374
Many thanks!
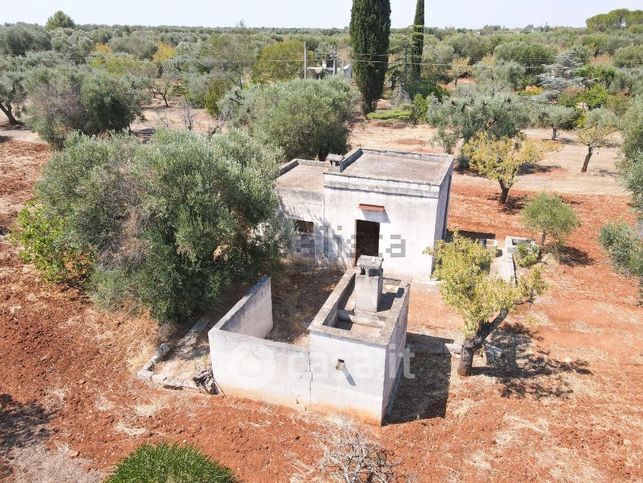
left=276, top=148, right=454, bottom=280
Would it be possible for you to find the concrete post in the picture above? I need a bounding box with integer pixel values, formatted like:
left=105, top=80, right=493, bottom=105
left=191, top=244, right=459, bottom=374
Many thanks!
left=354, top=256, right=384, bottom=313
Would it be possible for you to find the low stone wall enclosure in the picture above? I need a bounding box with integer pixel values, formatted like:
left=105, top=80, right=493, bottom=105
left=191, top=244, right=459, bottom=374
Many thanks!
left=208, top=257, right=410, bottom=424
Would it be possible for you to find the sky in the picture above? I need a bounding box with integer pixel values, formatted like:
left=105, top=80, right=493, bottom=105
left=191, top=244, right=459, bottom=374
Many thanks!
left=2, top=0, right=642, bottom=29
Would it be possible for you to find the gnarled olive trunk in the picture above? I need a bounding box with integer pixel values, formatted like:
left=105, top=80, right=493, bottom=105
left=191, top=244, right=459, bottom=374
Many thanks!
left=499, top=181, right=510, bottom=205
left=581, top=145, right=593, bottom=173
left=457, top=309, right=509, bottom=377
left=0, top=103, right=23, bottom=125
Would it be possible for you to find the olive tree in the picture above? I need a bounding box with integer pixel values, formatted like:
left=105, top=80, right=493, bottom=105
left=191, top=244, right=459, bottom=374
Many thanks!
left=577, top=108, right=618, bottom=173
left=0, top=56, right=27, bottom=124
left=16, top=130, right=287, bottom=322
left=222, top=77, right=359, bottom=161
left=532, top=103, right=579, bottom=140
left=25, top=66, right=145, bottom=148
left=0, top=23, right=51, bottom=56
left=521, top=192, right=580, bottom=247
left=430, top=234, right=522, bottom=376
left=473, top=57, right=527, bottom=92
left=202, top=33, right=257, bottom=88
left=600, top=98, right=643, bottom=303
left=426, top=90, right=529, bottom=154
left=462, top=133, right=554, bottom=204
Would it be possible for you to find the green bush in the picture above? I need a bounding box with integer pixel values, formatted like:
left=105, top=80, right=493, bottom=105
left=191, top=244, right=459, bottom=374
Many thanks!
left=222, top=77, right=358, bottom=160
left=410, top=94, right=428, bottom=123
left=521, top=192, right=579, bottom=248
left=613, top=45, right=643, bottom=68
left=12, top=203, right=93, bottom=285
left=514, top=242, right=541, bottom=268
left=367, top=109, right=412, bottom=121
left=108, top=443, right=234, bottom=483
left=20, top=129, right=286, bottom=322
left=559, top=84, right=609, bottom=110
left=25, top=66, right=145, bottom=148
left=205, top=77, right=234, bottom=117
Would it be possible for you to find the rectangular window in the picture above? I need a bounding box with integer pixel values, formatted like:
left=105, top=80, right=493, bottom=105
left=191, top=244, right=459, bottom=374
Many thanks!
left=294, top=220, right=314, bottom=234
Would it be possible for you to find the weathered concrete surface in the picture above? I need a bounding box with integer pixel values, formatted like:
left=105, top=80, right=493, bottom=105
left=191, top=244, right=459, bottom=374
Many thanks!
left=215, top=276, right=273, bottom=338
left=308, top=268, right=411, bottom=423
left=354, top=256, right=383, bottom=313
left=209, top=276, right=312, bottom=408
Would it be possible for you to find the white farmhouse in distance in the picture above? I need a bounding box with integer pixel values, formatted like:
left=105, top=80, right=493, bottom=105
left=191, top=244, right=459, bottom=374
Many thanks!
left=276, top=148, right=455, bottom=280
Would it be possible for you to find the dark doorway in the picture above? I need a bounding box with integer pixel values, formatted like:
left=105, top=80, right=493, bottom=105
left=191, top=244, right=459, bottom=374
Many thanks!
left=355, top=220, right=380, bottom=263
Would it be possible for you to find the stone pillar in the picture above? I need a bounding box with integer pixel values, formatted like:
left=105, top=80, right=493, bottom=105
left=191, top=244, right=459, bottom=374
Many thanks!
left=354, top=255, right=384, bottom=313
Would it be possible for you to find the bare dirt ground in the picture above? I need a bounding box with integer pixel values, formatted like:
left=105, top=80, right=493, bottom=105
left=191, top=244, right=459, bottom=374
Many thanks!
left=131, top=98, right=216, bottom=134
left=0, top=121, right=642, bottom=482
left=351, top=123, right=626, bottom=196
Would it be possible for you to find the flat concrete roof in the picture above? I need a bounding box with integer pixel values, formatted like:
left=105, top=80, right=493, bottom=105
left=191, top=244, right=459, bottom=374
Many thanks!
left=338, top=149, right=453, bottom=186
left=276, top=149, right=453, bottom=197
left=275, top=163, right=325, bottom=194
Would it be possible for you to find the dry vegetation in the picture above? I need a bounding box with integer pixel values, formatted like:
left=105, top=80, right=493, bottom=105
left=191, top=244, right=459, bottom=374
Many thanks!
left=0, top=118, right=641, bottom=481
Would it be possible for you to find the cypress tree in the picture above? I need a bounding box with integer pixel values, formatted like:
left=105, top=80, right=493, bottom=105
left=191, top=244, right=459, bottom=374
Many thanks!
left=350, top=0, right=391, bottom=113
left=412, top=0, right=425, bottom=78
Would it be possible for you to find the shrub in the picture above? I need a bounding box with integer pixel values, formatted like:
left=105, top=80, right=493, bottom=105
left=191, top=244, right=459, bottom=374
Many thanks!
left=410, top=94, right=428, bottom=123
left=521, top=192, right=579, bottom=247
left=12, top=203, right=93, bottom=285
left=21, top=130, right=286, bottom=322
left=559, top=84, right=609, bottom=110
left=518, top=264, right=546, bottom=302
left=367, top=109, right=412, bottom=122
left=514, top=242, right=541, bottom=268
left=25, top=66, right=145, bottom=148
left=108, top=444, right=234, bottom=483
left=222, top=77, right=358, bottom=161
left=205, top=77, right=234, bottom=117
left=599, top=223, right=643, bottom=302
left=613, top=45, right=643, bottom=68
left=493, top=41, right=555, bottom=73
left=252, top=39, right=309, bottom=83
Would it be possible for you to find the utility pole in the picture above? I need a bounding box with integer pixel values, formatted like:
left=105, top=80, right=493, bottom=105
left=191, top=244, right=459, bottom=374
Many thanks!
left=304, top=41, right=307, bottom=79
left=332, top=47, right=338, bottom=75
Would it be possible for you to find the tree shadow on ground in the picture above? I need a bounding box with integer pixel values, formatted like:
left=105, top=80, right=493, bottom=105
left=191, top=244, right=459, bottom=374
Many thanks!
left=487, top=193, right=528, bottom=215
left=386, top=334, right=452, bottom=425
left=473, top=324, right=592, bottom=400
left=519, top=163, right=559, bottom=175
left=556, top=245, right=594, bottom=267
left=0, top=394, right=52, bottom=478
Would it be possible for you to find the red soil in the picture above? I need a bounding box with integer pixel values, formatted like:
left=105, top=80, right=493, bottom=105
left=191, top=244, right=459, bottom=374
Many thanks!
left=1, top=139, right=641, bottom=481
